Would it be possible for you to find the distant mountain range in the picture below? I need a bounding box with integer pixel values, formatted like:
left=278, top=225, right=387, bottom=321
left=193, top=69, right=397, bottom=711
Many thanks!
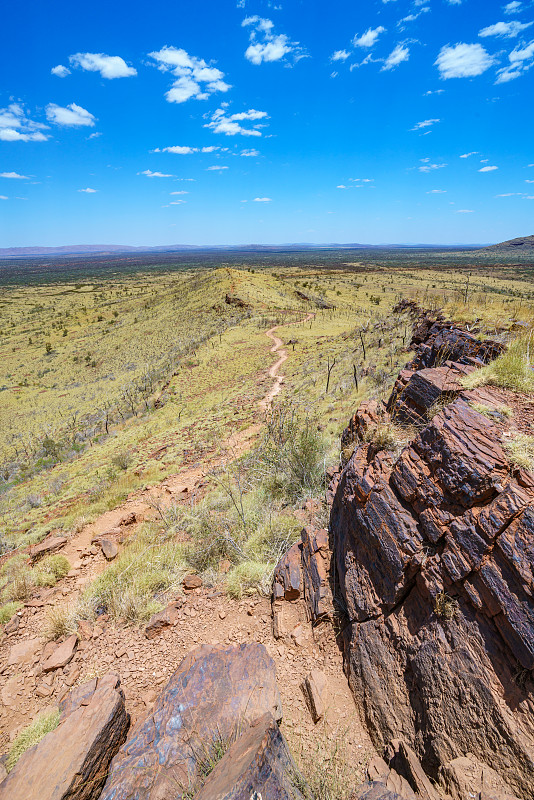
left=478, top=234, right=534, bottom=252
left=0, top=242, right=485, bottom=259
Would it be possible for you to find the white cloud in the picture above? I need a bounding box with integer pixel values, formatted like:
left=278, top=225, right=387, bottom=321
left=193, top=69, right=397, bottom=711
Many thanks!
left=69, top=52, right=137, bottom=79
left=435, top=43, right=495, bottom=78
left=411, top=118, right=440, bottom=131
left=423, top=89, right=445, bottom=95
left=496, top=39, right=534, bottom=82
left=206, top=165, right=229, bottom=170
left=137, top=169, right=174, bottom=177
left=337, top=184, right=348, bottom=189
left=51, top=64, right=71, bottom=77
left=170, top=190, right=189, bottom=194
left=496, top=192, right=524, bottom=196
left=353, top=27, right=386, bottom=48
left=205, top=106, right=268, bottom=136
left=427, top=189, right=447, bottom=193
left=0, top=195, right=8, bottom=200
left=479, top=165, right=499, bottom=171
left=169, top=200, right=186, bottom=204
left=0, top=103, right=49, bottom=142
left=479, top=20, right=533, bottom=38
left=240, top=148, right=260, bottom=156
left=460, top=151, right=479, bottom=157
left=0, top=171, right=29, bottom=179
left=88, top=132, right=102, bottom=139
left=526, top=179, right=534, bottom=183
left=457, top=209, right=475, bottom=212
left=253, top=197, right=272, bottom=201
left=504, top=1, right=523, bottom=13
left=148, top=46, right=231, bottom=103
left=382, top=44, right=410, bottom=70
left=46, top=103, right=96, bottom=127
left=331, top=50, right=351, bottom=61
left=418, top=158, right=447, bottom=172
left=399, top=8, right=430, bottom=26
left=78, top=187, right=98, bottom=192
left=242, top=16, right=304, bottom=64
left=153, top=145, right=198, bottom=154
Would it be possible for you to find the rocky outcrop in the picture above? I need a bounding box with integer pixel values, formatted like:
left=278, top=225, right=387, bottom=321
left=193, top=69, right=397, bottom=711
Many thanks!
left=100, top=643, right=281, bottom=800
left=331, top=321, right=534, bottom=799
left=194, top=713, right=308, bottom=800
left=0, top=672, right=129, bottom=800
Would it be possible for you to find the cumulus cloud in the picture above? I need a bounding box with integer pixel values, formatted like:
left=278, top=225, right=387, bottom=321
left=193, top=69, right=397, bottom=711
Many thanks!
left=496, top=39, right=534, bottom=82
left=382, top=44, right=410, bottom=70
left=460, top=151, right=479, bottom=157
left=479, top=165, right=499, bottom=171
left=0, top=195, right=8, bottom=200
left=253, top=197, right=272, bottom=201
left=78, top=187, right=98, bottom=192
left=137, top=169, right=174, bottom=177
left=170, top=190, right=189, bottom=194
left=240, top=148, right=260, bottom=156
left=337, top=184, right=348, bottom=189
left=46, top=103, right=96, bottom=126
left=206, top=165, right=229, bottom=170
left=479, top=20, right=533, bottom=38
left=331, top=49, right=351, bottom=61
left=148, top=46, right=231, bottom=103
left=153, top=145, right=198, bottom=154
left=353, top=27, right=386, bottom=48
left=242, top=16, right=304, bottom=64
left=0, top=103, right=49, bottom=142
left=205, top=105, right=268, bottom=136
left=0, top=171, right=29, bottom=179
left=51, top=64, right=71, bottom=77
left=411, top=118, right=440, bottom=131
left=69, top=52, right=137, bottom=79
left=435, top=43, right=495, bottom=78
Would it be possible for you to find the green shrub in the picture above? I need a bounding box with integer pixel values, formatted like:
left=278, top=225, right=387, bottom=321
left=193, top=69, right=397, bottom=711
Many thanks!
left=503, top=433, right=534, bottom=471
left=463, top=332, right=534, bottom=393
left=0, top=601, right=22, bottom=624
left=226, top=561, right=269, bottom=599
left=7, top=709, right=60, bottom=772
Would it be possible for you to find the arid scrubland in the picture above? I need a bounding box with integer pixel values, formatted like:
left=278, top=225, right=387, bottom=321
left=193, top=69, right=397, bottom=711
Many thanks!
left=1, top=257, right=533, bottom=611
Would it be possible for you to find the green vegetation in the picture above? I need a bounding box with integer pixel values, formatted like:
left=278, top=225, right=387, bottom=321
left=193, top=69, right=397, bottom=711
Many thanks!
left=463, top=333, right=534, bottom=393
left=0, top=553, right=71, bottom=603
left=503, top=433, right=534, bottom=471
left=0, top=600, right=22, bottom=624
left=6, top=709, right=60, bottom=772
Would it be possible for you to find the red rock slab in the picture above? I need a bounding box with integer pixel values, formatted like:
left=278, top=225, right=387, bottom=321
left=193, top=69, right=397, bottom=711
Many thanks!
left=29, top=535, right=67, bottom=562
left=42, top=634, right=77, bottom=673
left=144, top=601, right=183, bottom=639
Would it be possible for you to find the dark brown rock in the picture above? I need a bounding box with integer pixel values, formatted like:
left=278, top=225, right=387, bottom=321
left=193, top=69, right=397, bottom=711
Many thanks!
left=351, top=782, right=414, bottom=800
left=0, top=672, right=129, bottom=800
left=301, top=526, right=334, bottom=622
left=331, top=385, right=534, bottom=800
left=273, top=541, right=303, bottom=601
left=100, top=643, right=281, bottom=800
left=194, top=713, right=308, bottom=800
left=182, top=573, right=202, bottom=590
left=302, top=668, right=328, bottom=723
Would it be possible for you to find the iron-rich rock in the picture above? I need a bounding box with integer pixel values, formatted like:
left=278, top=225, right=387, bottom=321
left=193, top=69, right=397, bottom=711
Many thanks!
left=99, top=539, right=118, bottom=560
left=0, top=672, right=129, bottom=800
left=100, top=643, right=282, bottom=800
left=29, top=535, right=67, bottom=562
left=273, top=542, right=303, bottom=601
left=302, top=668, right=328, bottom=723
left=144, top=600, right=183, bottom=639
left=194, top=713, right=308, bottom=800
left=41, top=634, right=78, bottom=672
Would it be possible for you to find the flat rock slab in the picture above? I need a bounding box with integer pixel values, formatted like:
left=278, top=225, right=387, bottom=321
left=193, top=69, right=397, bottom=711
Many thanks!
left=144, top=601, right=182, bottom=639
left=182, top=574, right=202, bottom=590
left=302, top=669, right=328, bottom=723
left=42, top=634, right=78, bottom=672
left=100, top=642, right=282, bottom=800
left=7, top=637, right=41, bottom=667
left=0, top=672, right=129, bottom=800
left=29, top=536, right=67, bottom=562
left=195, top=713, right=308, bottom=800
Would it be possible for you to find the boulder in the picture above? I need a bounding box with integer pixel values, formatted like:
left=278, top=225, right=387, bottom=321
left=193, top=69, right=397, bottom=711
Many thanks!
left=301, top=526, right=334, bottom=622
left=0, top=672, right=129, bottom=800
left=7, top=637, right=40, bottom=666
left=273, top=541, right=303, bottom=601
left=183, top=574, right=202, bottom=590
left=100, top=643, right=282, bottom=800
left=302, top=668, right=328, bottom=723
left=99, top=539, right=118, bottom=560
left=331, top=385, right=534, bottom=799
left=144, top=600, right=183, bottom=639
left=41, top=634, right=77, bottom=672
left=194, top=713, right=308, bottom=800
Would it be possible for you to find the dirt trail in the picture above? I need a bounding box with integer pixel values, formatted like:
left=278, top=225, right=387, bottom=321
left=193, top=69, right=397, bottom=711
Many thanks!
left=0, top=308, right=372, bottom=782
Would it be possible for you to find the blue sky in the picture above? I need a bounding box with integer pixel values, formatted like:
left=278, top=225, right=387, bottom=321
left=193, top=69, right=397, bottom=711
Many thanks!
left=1, top=0, right=533, bottom=247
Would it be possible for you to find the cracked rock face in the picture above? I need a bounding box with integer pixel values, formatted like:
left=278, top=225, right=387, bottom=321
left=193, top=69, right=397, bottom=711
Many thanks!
left=331, top=392, right=534, bottom=799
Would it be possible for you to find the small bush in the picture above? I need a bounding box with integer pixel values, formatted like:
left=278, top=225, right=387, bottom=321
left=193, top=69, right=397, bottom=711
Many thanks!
left=44, top=604, right=77, bottom=640
left=434, top=592, right=458, bottom=620
left=364, top=420, right=414, bottom=458
left=111, top=450, right=132, bottom=471
left=226, top=561, right=269, bottom=599
left=6, top=709, right=60, bottom=772
left=0, top=600, right=22, bottom=624
left=37, top=554, right=71, bottom=584
left=470, top=402, right=513, bottom=422
left=503, top=433, right=534, bottom=471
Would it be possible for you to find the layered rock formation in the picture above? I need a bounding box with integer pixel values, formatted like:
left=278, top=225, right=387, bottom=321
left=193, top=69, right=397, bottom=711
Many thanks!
left=331, top=319, right=534, bottom=799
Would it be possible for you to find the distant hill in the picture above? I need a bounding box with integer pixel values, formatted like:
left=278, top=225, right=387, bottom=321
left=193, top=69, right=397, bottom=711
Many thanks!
left=479, top=235, right=534, bottom=252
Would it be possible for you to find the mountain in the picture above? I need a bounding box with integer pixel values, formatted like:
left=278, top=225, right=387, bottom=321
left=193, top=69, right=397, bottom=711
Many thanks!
left=478, top=234, right=534, bottom=252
